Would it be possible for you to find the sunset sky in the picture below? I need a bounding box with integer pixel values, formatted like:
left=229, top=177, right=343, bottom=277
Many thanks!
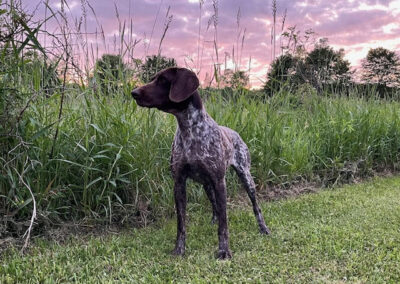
left=27, top=0, right=400, bottom=88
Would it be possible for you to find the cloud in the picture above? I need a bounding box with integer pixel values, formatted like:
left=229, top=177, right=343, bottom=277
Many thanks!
left=52, top=0, right=79, bottom=10
left=26, top=0, right=400, bottom=88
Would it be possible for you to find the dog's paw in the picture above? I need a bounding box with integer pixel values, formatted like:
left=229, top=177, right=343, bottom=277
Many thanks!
left=217, top=249, right=232, bottom=260
left=260, top=225, right=271, bottom=235
left=211, top=214, right=217, bottom=225
left=171, top=246, right=185, bottom=256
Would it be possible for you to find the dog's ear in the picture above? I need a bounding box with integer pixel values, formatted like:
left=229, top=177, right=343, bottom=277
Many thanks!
left=169, top=68, right=199, bottom=103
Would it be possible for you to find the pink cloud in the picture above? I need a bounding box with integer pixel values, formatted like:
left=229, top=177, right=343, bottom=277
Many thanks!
left=26, top=0, right=400, bottom=88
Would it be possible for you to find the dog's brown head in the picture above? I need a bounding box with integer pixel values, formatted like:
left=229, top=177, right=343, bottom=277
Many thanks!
left=131, top=67, right=201, bottom=113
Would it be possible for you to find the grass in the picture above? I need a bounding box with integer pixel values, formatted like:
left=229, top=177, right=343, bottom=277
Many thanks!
left=2, top=176, right=400, bottom=283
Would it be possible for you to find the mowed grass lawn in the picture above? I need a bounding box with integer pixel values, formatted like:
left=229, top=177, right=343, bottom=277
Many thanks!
left=2, top=176, right=400, bottom=283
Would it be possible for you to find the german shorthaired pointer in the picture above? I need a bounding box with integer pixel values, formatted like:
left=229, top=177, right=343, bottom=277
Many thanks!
left=131, top=67, right=270, bottom=259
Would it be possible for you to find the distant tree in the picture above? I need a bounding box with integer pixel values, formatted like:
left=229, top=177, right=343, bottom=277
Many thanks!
left=264, top=39, right=352, bottom=95
left=94, top=54, right=129, bottom=95
left=263, top=54, right=303, bottom=96
left=264, top=26, right=316, bottom=96
left=22, top=51, right=61, bottom=94
left=139, top=55, right=177, bottom=83
left=301, top=40, right=351, bottom=92
left=361, top=47, right=400, bottom=89
left=222, top=69, right=249, bottom=89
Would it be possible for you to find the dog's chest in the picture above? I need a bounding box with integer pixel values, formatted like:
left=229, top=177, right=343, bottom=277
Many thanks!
left=171, top=105, right=235, bottom=181
left=174, top=121, right=221, bottom=163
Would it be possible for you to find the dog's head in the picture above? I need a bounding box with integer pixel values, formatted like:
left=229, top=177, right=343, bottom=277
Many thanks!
left=131, top=67, right=200, bottom=113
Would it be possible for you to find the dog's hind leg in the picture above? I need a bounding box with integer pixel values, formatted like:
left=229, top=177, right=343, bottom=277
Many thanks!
left=232, top=143, right=270, bottom=235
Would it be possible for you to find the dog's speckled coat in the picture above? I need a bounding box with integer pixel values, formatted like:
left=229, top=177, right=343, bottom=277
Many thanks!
left=131, top=67, right=270, bottom=259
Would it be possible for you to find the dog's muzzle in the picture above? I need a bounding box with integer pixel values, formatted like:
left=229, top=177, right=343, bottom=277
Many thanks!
left=131, top=88, right=141, bottom=99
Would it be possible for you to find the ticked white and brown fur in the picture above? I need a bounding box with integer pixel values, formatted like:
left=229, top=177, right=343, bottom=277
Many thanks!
left=131, top=67, right=270, bottom=259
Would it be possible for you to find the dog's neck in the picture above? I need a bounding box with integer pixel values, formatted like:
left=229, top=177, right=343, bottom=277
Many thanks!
left=174, top=91, right=209, bottom=133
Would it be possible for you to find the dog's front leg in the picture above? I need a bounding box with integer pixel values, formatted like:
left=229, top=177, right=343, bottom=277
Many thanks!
left=172, top=175, right=187, bottom=256
left=214, top=178, right=232, bottom=260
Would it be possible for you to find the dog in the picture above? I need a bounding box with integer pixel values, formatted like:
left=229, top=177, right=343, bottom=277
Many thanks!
left=131, top=67, right=270, bottom=259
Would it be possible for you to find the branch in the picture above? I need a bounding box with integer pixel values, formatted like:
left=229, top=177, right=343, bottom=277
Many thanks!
left=15, top=160, right=37, bottom=253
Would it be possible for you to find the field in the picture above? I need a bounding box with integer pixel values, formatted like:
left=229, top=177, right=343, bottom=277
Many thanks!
left=2, top=176, right=400, bottom=283
left=2, top=2, right=400, bottom=282
left=3, top=87, right=400, bottom=227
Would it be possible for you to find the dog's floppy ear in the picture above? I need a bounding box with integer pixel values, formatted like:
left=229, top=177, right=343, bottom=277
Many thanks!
left=169, top=68, right=199, bottom=103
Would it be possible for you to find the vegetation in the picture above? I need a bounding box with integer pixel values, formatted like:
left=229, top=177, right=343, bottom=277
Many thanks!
left=264, top=23, right=399, bottom=97
left=263, top=53, right=300, bottom=96
left=139, top=55, right=177, bottom=83
left=2, top=176, right=400, bottom=282
left=221, top=69, right=250, bottom=89
left=361, top=47, right=400, bottom=96
left=264, top=38, right=352, bottom=95
left=93, top=54, right=132, bottom=96
left=2, top=86, right=400, bottom=232
left=303, top=40, right=351, bottom=91
left=1, top=0, right=400, bottom=247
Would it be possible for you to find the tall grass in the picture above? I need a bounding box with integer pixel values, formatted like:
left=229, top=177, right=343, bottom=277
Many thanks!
left=3, top=84, right=400, bottom=228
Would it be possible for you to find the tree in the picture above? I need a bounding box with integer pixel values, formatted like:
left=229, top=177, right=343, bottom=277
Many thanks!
left=263, top=53, right=303, bottom=96
left=362, top=47, right=400, bottom=89
left=94, top=54, right=129, bottom=95
left=222, top=69, right=249, bottom=89
left=23, top=51, right=61, bottom=94
left=302, top=40, right=351, bottom=92
left=263, top=38, right=352, bottom=96
left=139, top=55, right=177, bottom=83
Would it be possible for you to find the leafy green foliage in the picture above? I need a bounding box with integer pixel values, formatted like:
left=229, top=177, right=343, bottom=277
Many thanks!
left=221, top=69, right=249, bottom=89
left=93, top=54, right=131, bottom=95
left=139, top=55, right=176, bottom=83
left=0, top=0, right=53, bottom=151
left=22, top=51, right=61, bottom=93
left=263, top=54, right=302, bottom=96
left=362, top=47, right=400, bottom=89
left=303, top=41, right=351, bottom=91
left=264, top=39, right=351, bottom=95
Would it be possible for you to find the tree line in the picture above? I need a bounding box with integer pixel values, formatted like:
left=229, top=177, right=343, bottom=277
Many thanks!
left=263, top=37, right=400, bottom=97
left=91, top=37, right=400, bottom=98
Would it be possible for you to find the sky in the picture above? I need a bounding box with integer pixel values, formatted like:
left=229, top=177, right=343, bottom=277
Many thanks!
left=25, top=0, right=400, bottom=88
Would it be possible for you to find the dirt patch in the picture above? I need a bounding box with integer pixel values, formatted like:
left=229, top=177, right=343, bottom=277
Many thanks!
left=0, top=219, right=137, bottom=256
left=231, top=168, right=397, bottom=209
left=0, top=207, right=151, bottom=254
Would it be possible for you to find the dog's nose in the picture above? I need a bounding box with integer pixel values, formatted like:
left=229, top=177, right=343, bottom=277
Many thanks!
left=131, top=88, right=141, bottom=98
